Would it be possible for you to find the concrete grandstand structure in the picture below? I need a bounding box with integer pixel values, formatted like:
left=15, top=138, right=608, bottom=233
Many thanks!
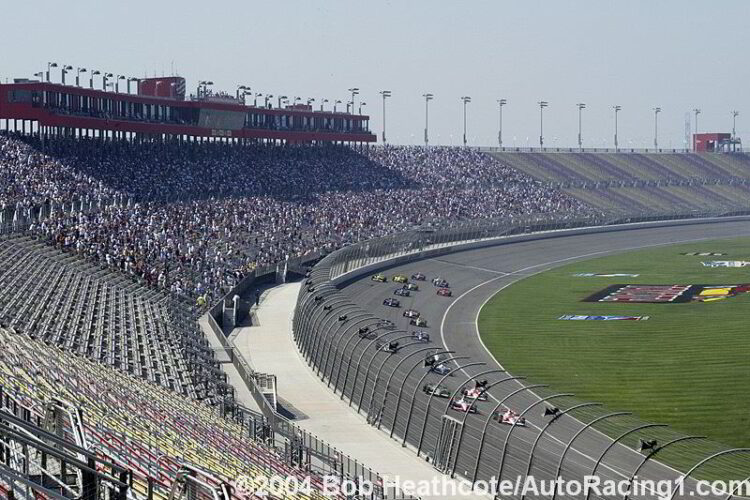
left=489, top=151, right=750, bottom=213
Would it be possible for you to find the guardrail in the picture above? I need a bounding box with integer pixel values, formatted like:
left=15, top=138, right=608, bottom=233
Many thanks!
left=293, top=209, right=750, bottom=498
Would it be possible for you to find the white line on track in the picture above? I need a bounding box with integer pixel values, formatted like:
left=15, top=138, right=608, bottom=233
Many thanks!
left=439, top=233, right=736, bottom=484
left=427, top=258, right=511, bottom=276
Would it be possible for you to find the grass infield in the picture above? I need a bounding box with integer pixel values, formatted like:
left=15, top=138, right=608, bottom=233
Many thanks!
left=478, top=237, right=750, bottom=453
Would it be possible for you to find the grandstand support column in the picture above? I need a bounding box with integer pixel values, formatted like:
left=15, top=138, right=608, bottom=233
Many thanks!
left=451, top=375, right=526, bottom=478
left=366, top=341, right=428, bottom=425
left=389, top=350, right=455, bottom=438
left=583, top=423, right=668, bottom=500
left=495, top=392, right=573, bottom=494
left=415, top=361, right=485, bottom=457
left=550, top=412, right=631, bottom=500
left=622, top=436, right=707, bottom=500
left=355, top=334, right=413, bottom=412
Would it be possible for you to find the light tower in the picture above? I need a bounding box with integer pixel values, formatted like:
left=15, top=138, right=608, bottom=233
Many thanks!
left=613, top=105, right=622, bottom=150
left=497, top=99, right=507, bottom=148
left=423, top=93, right=434, bottom=146
left=653, top=107, right=662, bottom=150
left=75, top=67, right=87, bottom=87
left=461, top=96, right=471, bottom=147
left=538, top=101, right=548, bottom=149
left=576, top=103, right=586, bottom=150
left=732, top=110, right=739, bottom=139
left=379, top=90, right=392, bottom=144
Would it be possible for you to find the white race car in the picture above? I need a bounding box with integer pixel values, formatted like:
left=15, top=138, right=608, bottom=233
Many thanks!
left=496, top=409, right=526, bottom=426
left=450, top=398, right=478, bottom=414
left=461, top=383, right=489, bottom=401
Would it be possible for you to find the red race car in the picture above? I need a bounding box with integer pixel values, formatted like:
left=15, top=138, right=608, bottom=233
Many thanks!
left=437, top=288, right=452, bottom=297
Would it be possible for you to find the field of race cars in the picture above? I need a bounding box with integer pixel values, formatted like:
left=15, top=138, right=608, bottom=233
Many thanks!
left=333, top=219, right=750, bottom=487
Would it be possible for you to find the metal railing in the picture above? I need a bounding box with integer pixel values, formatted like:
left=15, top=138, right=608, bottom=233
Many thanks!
left=293, top=209, right=750, bottom=498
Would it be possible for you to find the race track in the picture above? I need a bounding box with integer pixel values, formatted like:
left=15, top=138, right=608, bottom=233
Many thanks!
left=330, top=220, right=750, bottom=499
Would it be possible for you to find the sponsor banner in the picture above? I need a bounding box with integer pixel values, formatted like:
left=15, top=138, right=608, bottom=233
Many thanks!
left=701, top=261, right=750, bottom=268
left=681, top=252, right=726, bottom=256
left=585, top=283, right=750, bottom=303
left=559, top=314, right=649, bottom=321
left=573, top=273, right=640, bottom=277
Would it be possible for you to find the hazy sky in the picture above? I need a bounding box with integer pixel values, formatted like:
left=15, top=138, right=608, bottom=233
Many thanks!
left=2, top=0, right=748, bottom=148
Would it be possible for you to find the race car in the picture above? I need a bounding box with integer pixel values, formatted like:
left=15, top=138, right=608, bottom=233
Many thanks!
left=357, top=326, right=376, bottom=339
left=437, top=287, right=452, bottom=297
left=410, top=317, right=428, bottom=327
left=377, top=319, right=395, bottom=330
left=432, top=278, right=450, bottom=288
left=411, top=330, right=430, bottom=342
left=371, top=274, right=387, bottom=282
left=383, top=298, right=400, bottom=308
left=422, top=383, right=451, bottom=398
left=431, top=363, right=452, bottom=375
left=450, top=398, right=478, bottom=414
left=496, top=408, right=526, bottom=427
left=411, top=272, right=426, bottom=281
left=462, top=380, right=489, bottom=401
left=403, top=309, right=420, bottom=318
left=375, top=341, right=400, bottom=353
left=392, top=274, right=408, bottom=283
left=394, top=288, right=410, bottom=297
left=403, top=283, right=419, bottom=291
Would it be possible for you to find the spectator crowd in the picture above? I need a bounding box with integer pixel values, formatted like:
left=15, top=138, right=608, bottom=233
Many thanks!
left=0, top=133, right=590, bottom=305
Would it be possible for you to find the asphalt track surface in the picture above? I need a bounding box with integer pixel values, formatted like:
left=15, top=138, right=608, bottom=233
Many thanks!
left=334, top=220, right=750, bottom=499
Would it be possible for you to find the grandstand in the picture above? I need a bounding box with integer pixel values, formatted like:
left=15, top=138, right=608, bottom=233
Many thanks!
left=490, top=152, right=750, bottom=212
left=0, top=325, right=341, bottom=499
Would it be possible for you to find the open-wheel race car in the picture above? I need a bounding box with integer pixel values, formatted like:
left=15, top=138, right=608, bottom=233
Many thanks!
left=450, top=398, right=479, bottom=414
left=437, top=287, right=452, bottom=297
left=422, top=383, right=451, bottom=398
left=403, top=309, right=420, bottom=318
left=392, top=274, right=408, bottom=283
left=383, top=298, right=400, bottom=308
left=371, top=273, right=387, bottom=282
left=410, top=317, right=428, bottom=327
left=411, top=330, right=430, bottom=342
left=375, top=340, right=400, bottom=353
left=495, top=408, right=526, bottom=426
left=411, top=272, right=426, bottom=281
left=403, top=283, right=419, bottom=291
left=357, top=326, right=376, bottom=339
left=461, top=380, right=489, bottom=401
left=376, top=319, right=396, bottom=330
left=432, top=278, right=450, bottom=288
left=394, top=288, right=410, bottom=297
